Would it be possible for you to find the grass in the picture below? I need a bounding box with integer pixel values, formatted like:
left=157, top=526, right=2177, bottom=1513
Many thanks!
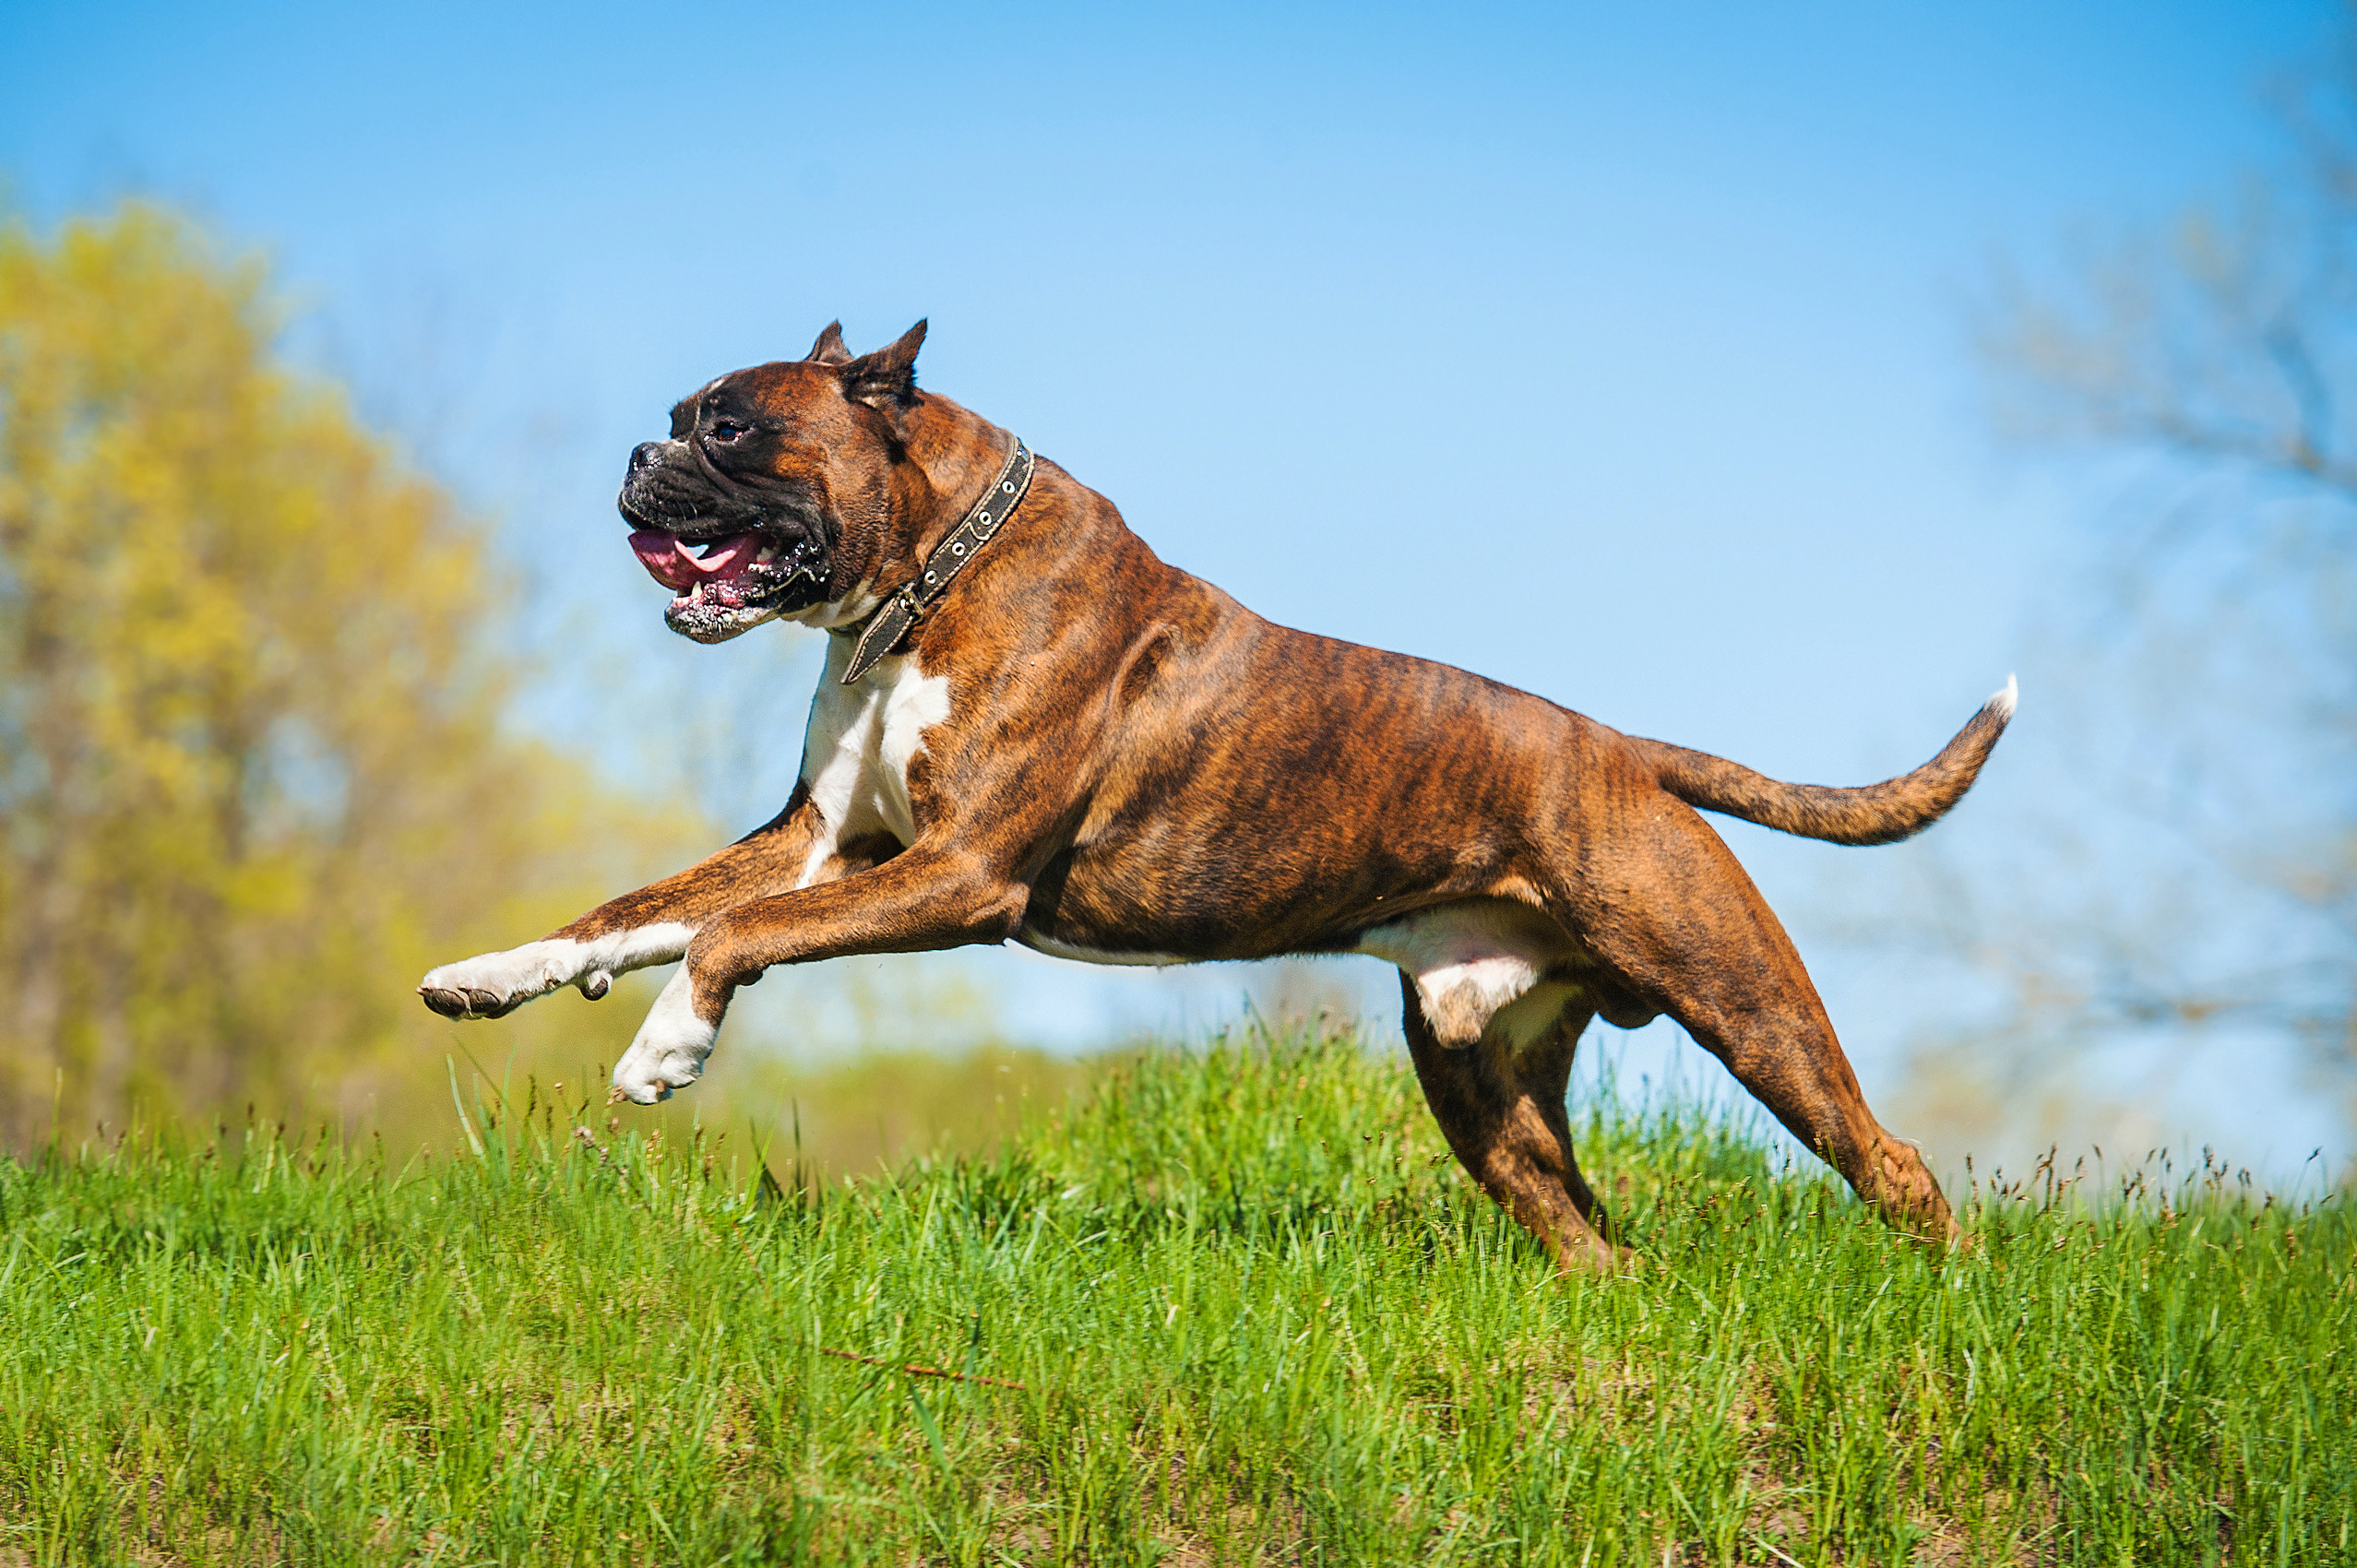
left=1, top=1022, right=2351, bottom=1565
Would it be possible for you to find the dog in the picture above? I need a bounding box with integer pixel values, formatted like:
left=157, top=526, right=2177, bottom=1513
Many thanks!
left=420, top=320, right=2012, bottom=1270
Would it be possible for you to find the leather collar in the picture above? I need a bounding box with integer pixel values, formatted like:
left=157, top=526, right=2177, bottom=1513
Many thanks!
left=839, top=437, right=1035, bottom=684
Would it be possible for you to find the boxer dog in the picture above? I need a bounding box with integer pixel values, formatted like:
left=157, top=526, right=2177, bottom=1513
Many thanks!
left=421, top=320, right=2013, bottom=1270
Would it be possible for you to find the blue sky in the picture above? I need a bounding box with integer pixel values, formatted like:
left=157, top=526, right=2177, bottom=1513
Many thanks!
left=3, top=1, right=2343, bottom=1171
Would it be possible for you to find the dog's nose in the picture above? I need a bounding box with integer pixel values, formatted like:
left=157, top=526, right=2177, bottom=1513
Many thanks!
left=629, top=442, right=664, bottom=473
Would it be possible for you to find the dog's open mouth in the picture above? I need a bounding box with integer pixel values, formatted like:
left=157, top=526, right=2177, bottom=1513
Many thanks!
left=625, top=526, right=827, bottom=638
left=629, top=529, right=765, bottom=603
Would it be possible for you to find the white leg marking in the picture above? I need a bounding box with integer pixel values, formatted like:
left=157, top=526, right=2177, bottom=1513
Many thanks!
left=1355, top=900, right=1578, bottom=1048
left=611, top=965, right=719, bottom=1104
left=420, top=922, right=694, bottom=1015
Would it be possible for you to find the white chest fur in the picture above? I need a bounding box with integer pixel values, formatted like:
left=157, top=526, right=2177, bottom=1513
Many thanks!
left=796, top=636, right=954, bottom=885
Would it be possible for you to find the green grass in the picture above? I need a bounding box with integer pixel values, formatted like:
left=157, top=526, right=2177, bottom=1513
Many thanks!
left=2, top=1024, right=2351, bottom=1566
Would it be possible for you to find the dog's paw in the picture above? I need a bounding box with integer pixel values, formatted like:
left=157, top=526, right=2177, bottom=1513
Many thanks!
left=418, top=942, right=584, bottom=1020
left=609, top=968, right=719, bottom=1105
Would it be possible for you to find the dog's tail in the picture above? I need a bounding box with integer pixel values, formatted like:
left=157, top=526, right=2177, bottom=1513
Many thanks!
left=1625, top=676, right=2017, bottom=847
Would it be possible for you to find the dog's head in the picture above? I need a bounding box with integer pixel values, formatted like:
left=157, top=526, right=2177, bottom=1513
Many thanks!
left=617, top=320, right=928, bottom=643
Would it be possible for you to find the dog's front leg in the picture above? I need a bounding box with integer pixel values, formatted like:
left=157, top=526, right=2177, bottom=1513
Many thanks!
left=609, top=849, right=1029, bottom=1104
left=419, top=924, right=699, bottom=1021
left=420, top=790, right=828, bottom=1020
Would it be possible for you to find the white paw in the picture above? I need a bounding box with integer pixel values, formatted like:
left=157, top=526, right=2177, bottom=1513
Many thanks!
left=419, top=941, right=586, bottom=1019
left=609, top=968, right=720, bottom=1104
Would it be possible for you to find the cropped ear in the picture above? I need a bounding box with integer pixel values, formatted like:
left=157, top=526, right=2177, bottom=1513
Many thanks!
left=840, top=319, right=927, bottom=409
left=806, top=320, right=851, bottom=364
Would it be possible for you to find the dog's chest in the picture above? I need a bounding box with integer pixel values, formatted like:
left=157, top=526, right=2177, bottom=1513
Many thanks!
left=795, top=641, right=951, bottom=883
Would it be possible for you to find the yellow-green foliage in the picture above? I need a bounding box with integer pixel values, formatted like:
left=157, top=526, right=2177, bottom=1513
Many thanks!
left=0, top=205, right=686, bottom=1144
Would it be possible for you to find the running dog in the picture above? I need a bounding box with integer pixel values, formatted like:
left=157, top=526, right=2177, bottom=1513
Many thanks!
left=421, top=321, right=2012, bottom=1270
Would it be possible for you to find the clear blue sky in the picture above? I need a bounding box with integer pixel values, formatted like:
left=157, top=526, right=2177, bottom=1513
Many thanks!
left=4, top=1, right=2340, bottom=1168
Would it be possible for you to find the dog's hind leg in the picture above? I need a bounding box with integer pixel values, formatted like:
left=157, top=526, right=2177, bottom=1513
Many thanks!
left=1561, top=800, right=1958, bottom=1244
left=1400, top=975, right=1628, bottom=1274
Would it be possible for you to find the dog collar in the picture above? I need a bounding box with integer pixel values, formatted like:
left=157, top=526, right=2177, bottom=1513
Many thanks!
left=839, top=437, right=1035, bottom=684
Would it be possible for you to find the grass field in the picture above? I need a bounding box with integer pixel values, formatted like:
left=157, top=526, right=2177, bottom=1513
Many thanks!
left=3, top=1024, right=2351, bottom=1565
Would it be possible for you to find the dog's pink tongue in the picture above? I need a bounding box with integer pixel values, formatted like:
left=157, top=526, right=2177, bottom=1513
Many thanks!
left=628, top=530, right=760, bottom=590
left=630, top=530, right=697, bottom=589
left=690, top=534, right=758, bottom=578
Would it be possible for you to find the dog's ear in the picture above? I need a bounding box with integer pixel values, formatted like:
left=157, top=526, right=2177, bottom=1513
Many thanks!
left=806, top=320, right=851, bottom=365
left=840, top=319, right=927, bottom=410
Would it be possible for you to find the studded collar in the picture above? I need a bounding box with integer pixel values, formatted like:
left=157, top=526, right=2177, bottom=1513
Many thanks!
left=839, top=437, right=1035, bottom=683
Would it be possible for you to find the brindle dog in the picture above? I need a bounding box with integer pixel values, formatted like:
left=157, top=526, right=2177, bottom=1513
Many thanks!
left=421, top=320, right=2013, bottom=1271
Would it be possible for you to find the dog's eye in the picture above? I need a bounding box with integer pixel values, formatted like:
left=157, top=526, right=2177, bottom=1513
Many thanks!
left=709, top=420, right=748, bottom=442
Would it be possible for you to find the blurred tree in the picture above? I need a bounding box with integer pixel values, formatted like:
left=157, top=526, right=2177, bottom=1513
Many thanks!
left=1874, top=42, right=2357, bottom=1153
left=0, top=205, right=683, bottom=1144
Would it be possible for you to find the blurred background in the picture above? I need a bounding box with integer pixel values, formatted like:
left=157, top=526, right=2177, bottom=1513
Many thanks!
left=2, top=1, right=2350, bottom=1186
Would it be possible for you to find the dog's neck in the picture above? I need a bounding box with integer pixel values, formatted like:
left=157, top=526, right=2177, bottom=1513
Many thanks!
left=785, top=394, right=1017, bottom=636
left=892, top=394, right=1017, bottom=565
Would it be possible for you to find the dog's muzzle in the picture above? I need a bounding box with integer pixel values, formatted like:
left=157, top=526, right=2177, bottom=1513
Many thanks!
left=617, top=447, right=830, bottom=641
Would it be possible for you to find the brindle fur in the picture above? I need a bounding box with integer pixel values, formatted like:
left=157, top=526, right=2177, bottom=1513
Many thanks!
left=423, top=322, right=2010, bottom=1271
